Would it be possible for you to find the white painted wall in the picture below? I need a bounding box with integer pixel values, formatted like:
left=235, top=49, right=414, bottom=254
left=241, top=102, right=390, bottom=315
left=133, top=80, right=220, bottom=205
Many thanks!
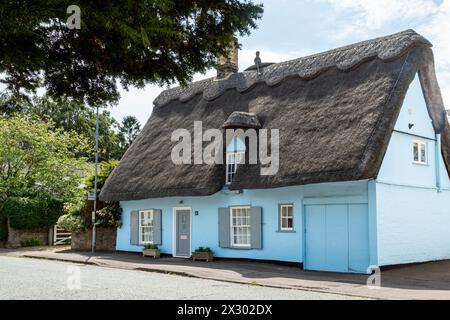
left=376, top=74, right=450, bottom=266
left=375, top=183, right=450, bottom=266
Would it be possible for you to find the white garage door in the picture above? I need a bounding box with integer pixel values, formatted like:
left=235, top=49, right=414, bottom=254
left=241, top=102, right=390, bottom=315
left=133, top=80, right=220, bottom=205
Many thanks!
left=305, top=203, right=369, bottom=273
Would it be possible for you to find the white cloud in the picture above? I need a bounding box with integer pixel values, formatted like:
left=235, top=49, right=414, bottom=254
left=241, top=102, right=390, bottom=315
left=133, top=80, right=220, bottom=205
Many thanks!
left=322, top=0, right=450, bottom=109
left=238, top=47, right=314, bottom=69
left=326, top=0, right=439, bottom=29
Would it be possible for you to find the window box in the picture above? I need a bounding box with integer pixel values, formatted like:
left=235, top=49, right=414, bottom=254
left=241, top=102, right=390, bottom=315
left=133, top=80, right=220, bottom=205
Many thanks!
left=192, top=247, right=214, bottom=261
left=192, top=251, right=214, bottom=262
left=142, top=244, right=160, bottom=258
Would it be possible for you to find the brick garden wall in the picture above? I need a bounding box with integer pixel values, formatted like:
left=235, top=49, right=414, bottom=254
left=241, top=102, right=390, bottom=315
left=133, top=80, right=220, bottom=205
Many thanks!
left=6, top=222, right=50, bottom=247
left=71, top=227, right=116, bottom=251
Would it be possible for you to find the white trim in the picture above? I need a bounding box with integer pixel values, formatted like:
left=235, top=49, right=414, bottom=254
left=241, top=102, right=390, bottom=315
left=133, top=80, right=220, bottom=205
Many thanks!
left=172, top=207, right=192, bottom=258
left=225, top=151, right=245, bottom=184
left=280, top=204, right=294, bottom=231
left=376, top=179, right=450, bottom=191
left=412, top=139, right=428, bottom=165
left=138, top=209, right=154, bottom=245
left=303, top=195, right=368, bottom=205
left=230, top=206, right=251, bottom=248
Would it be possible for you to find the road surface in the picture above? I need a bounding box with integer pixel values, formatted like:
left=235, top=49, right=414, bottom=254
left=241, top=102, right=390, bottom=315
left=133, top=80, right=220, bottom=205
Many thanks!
left=0, top=256, right=356, bottom=300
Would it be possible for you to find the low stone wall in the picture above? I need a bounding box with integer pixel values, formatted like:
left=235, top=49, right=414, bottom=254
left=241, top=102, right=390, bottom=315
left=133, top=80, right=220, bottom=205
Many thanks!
left=71, top=227, right=116, bottom=251
left=6, top=222, right=50, bottom=247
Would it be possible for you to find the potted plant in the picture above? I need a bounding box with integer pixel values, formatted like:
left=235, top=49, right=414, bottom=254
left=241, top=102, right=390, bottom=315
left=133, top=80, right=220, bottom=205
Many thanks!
left=142, top=244, right=160, bottom=258
left=192, top=247, right=214, bottom=262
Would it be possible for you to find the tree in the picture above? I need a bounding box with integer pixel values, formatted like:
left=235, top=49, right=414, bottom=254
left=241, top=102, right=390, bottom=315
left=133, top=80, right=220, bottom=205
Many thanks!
left=118, top=116, right=141, bottom=156
left=0, top=115, right=89, bottom=202
left=58, top=160, right=121, bottom=233
left=0, top=93, right=127, bottom=161
left=0, top=1, right=263, bottom=106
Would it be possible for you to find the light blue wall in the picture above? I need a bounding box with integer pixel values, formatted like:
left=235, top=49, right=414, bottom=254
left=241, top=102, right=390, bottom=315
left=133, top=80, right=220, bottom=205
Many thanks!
left=367, top=180, right=378, bottom=266
left=117, top=180, right=369, bottom=263
left=378, top=75, right=438, bottom=188
left=394, top=74, right=435, bottom=138
left=375, top=73, right=450, bottom=266
left=377, top=131, right=437, bottom=187
left=226, top=136, right=246, bottom=152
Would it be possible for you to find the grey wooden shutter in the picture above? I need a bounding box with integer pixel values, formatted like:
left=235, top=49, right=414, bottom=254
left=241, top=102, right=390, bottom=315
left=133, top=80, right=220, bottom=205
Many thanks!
left=153, top=209, right=162, bottom=245
left=130, top=210, right=139, bottom=245
left=277, top=204, right=282, bottom=231
left=218, top=207, right=231, bottom=248
left=250, top=207, right=262, bottom=249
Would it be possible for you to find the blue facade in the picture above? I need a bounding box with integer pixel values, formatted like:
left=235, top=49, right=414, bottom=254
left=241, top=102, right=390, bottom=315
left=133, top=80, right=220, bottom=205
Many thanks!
left=117, top=180, right=371, bottom=267
left=116, top=74, right=450, bottom=273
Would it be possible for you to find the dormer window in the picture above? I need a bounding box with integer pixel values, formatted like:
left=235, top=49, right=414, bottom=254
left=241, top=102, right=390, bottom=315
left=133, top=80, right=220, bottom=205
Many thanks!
left=222, top=111, right=261, bottom=186
left=226, top=151, right=244, bottom=184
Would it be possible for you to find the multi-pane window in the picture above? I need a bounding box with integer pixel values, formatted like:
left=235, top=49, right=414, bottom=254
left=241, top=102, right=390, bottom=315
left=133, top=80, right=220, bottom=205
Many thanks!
left=139, top=210, right=154, bottom=244
left=413, top=140, right=427, bottom=164
left=226, top=152, right=244, bottom=184
left=231, top=207, right=251, bottom=247
left=280, top=204, right=294, bottom=230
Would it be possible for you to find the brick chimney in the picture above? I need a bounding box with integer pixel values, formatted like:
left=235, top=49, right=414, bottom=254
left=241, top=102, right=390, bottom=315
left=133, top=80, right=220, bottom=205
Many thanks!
left=216, top=38, right=238, bottom=79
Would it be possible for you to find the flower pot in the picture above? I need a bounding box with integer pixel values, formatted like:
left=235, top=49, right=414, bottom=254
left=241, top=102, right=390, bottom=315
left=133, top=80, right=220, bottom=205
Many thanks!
left=142, top=248, right=160, bottom=258
left=192, top=251, right=214, bottom=262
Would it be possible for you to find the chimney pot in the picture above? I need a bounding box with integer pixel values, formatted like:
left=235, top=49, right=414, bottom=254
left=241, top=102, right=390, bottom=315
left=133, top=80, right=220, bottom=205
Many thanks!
left=216, top=38, right=238, bottom=79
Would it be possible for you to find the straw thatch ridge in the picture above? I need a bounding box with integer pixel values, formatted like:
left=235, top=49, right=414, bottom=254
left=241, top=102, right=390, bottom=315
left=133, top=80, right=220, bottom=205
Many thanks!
left=153, top=29, right=430, bottom=108
left=100, top=30, right=449, bottom=201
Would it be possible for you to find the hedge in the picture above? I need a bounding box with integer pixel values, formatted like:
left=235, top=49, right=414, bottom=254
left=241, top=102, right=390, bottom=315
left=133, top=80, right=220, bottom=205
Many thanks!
left=1, top=197, right=64, bottom=230
left=0, top=213, right=7, bottom=241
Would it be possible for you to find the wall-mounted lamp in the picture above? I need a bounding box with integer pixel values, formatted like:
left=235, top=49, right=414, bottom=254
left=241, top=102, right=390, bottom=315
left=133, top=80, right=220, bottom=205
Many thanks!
left=179, top=200, right=184, bottom=204
left=195, top=211, right=199, bottom=216
left=408, top=123, right=414, bottom=130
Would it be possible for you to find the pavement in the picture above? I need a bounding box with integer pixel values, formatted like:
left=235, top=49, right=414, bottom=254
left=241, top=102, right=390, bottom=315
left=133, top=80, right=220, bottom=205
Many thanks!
left=0, top=256, right=356, bottom=300
left=1, top=246, right=450, bottom=300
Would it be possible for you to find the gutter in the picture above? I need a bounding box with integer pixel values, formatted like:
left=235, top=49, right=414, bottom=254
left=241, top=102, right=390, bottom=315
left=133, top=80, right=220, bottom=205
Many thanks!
left=435, top=133, right=442, bottom=192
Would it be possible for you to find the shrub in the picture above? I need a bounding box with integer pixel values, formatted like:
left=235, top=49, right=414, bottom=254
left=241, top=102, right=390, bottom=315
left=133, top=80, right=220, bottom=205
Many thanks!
left=194, top=246, right=213, bottom=253
left=143, top=244, right=159, bottom=250
left=57, top=213, right=85, bottom=233
left=59, top=161, right=122, bottom=232
left=95, top=201, right=122, bottom=228
left=2, top=196, right=64, bottom=230
left=20, top=237, right=41, bottom=247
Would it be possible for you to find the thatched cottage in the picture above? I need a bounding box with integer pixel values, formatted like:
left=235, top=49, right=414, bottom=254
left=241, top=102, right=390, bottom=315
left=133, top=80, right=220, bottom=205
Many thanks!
left=100, top=30, right=450, bottom=273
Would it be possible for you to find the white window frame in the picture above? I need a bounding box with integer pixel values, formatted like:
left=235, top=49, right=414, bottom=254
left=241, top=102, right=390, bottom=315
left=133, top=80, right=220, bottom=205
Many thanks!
left=225, top=151, right=244, bottom=184
left=412, top=140, right=427, bottom=165
left=139, top=209, right=154, bottom=245
left=230, top=206, right=251, bottom=248
left=280, top=204, right=294, bottom=231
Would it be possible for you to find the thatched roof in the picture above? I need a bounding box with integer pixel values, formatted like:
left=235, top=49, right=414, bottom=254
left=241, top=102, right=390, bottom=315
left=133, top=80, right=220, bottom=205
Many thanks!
left=100, top=30, right=449, bottom=201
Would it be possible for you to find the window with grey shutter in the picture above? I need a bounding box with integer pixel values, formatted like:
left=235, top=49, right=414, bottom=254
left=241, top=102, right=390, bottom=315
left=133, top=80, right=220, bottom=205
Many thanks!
left=153, top=209, right=162, bottom=245
left=218, top=207, right=231, bottom=248
left=250, top=207, right=262, bottom=249
left=130, top=210, right=139, bottom=245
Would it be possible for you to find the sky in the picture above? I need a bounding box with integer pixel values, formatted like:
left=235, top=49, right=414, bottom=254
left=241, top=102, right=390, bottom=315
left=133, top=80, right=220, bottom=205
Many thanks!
left=111, top=0, right=450, bottom=126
